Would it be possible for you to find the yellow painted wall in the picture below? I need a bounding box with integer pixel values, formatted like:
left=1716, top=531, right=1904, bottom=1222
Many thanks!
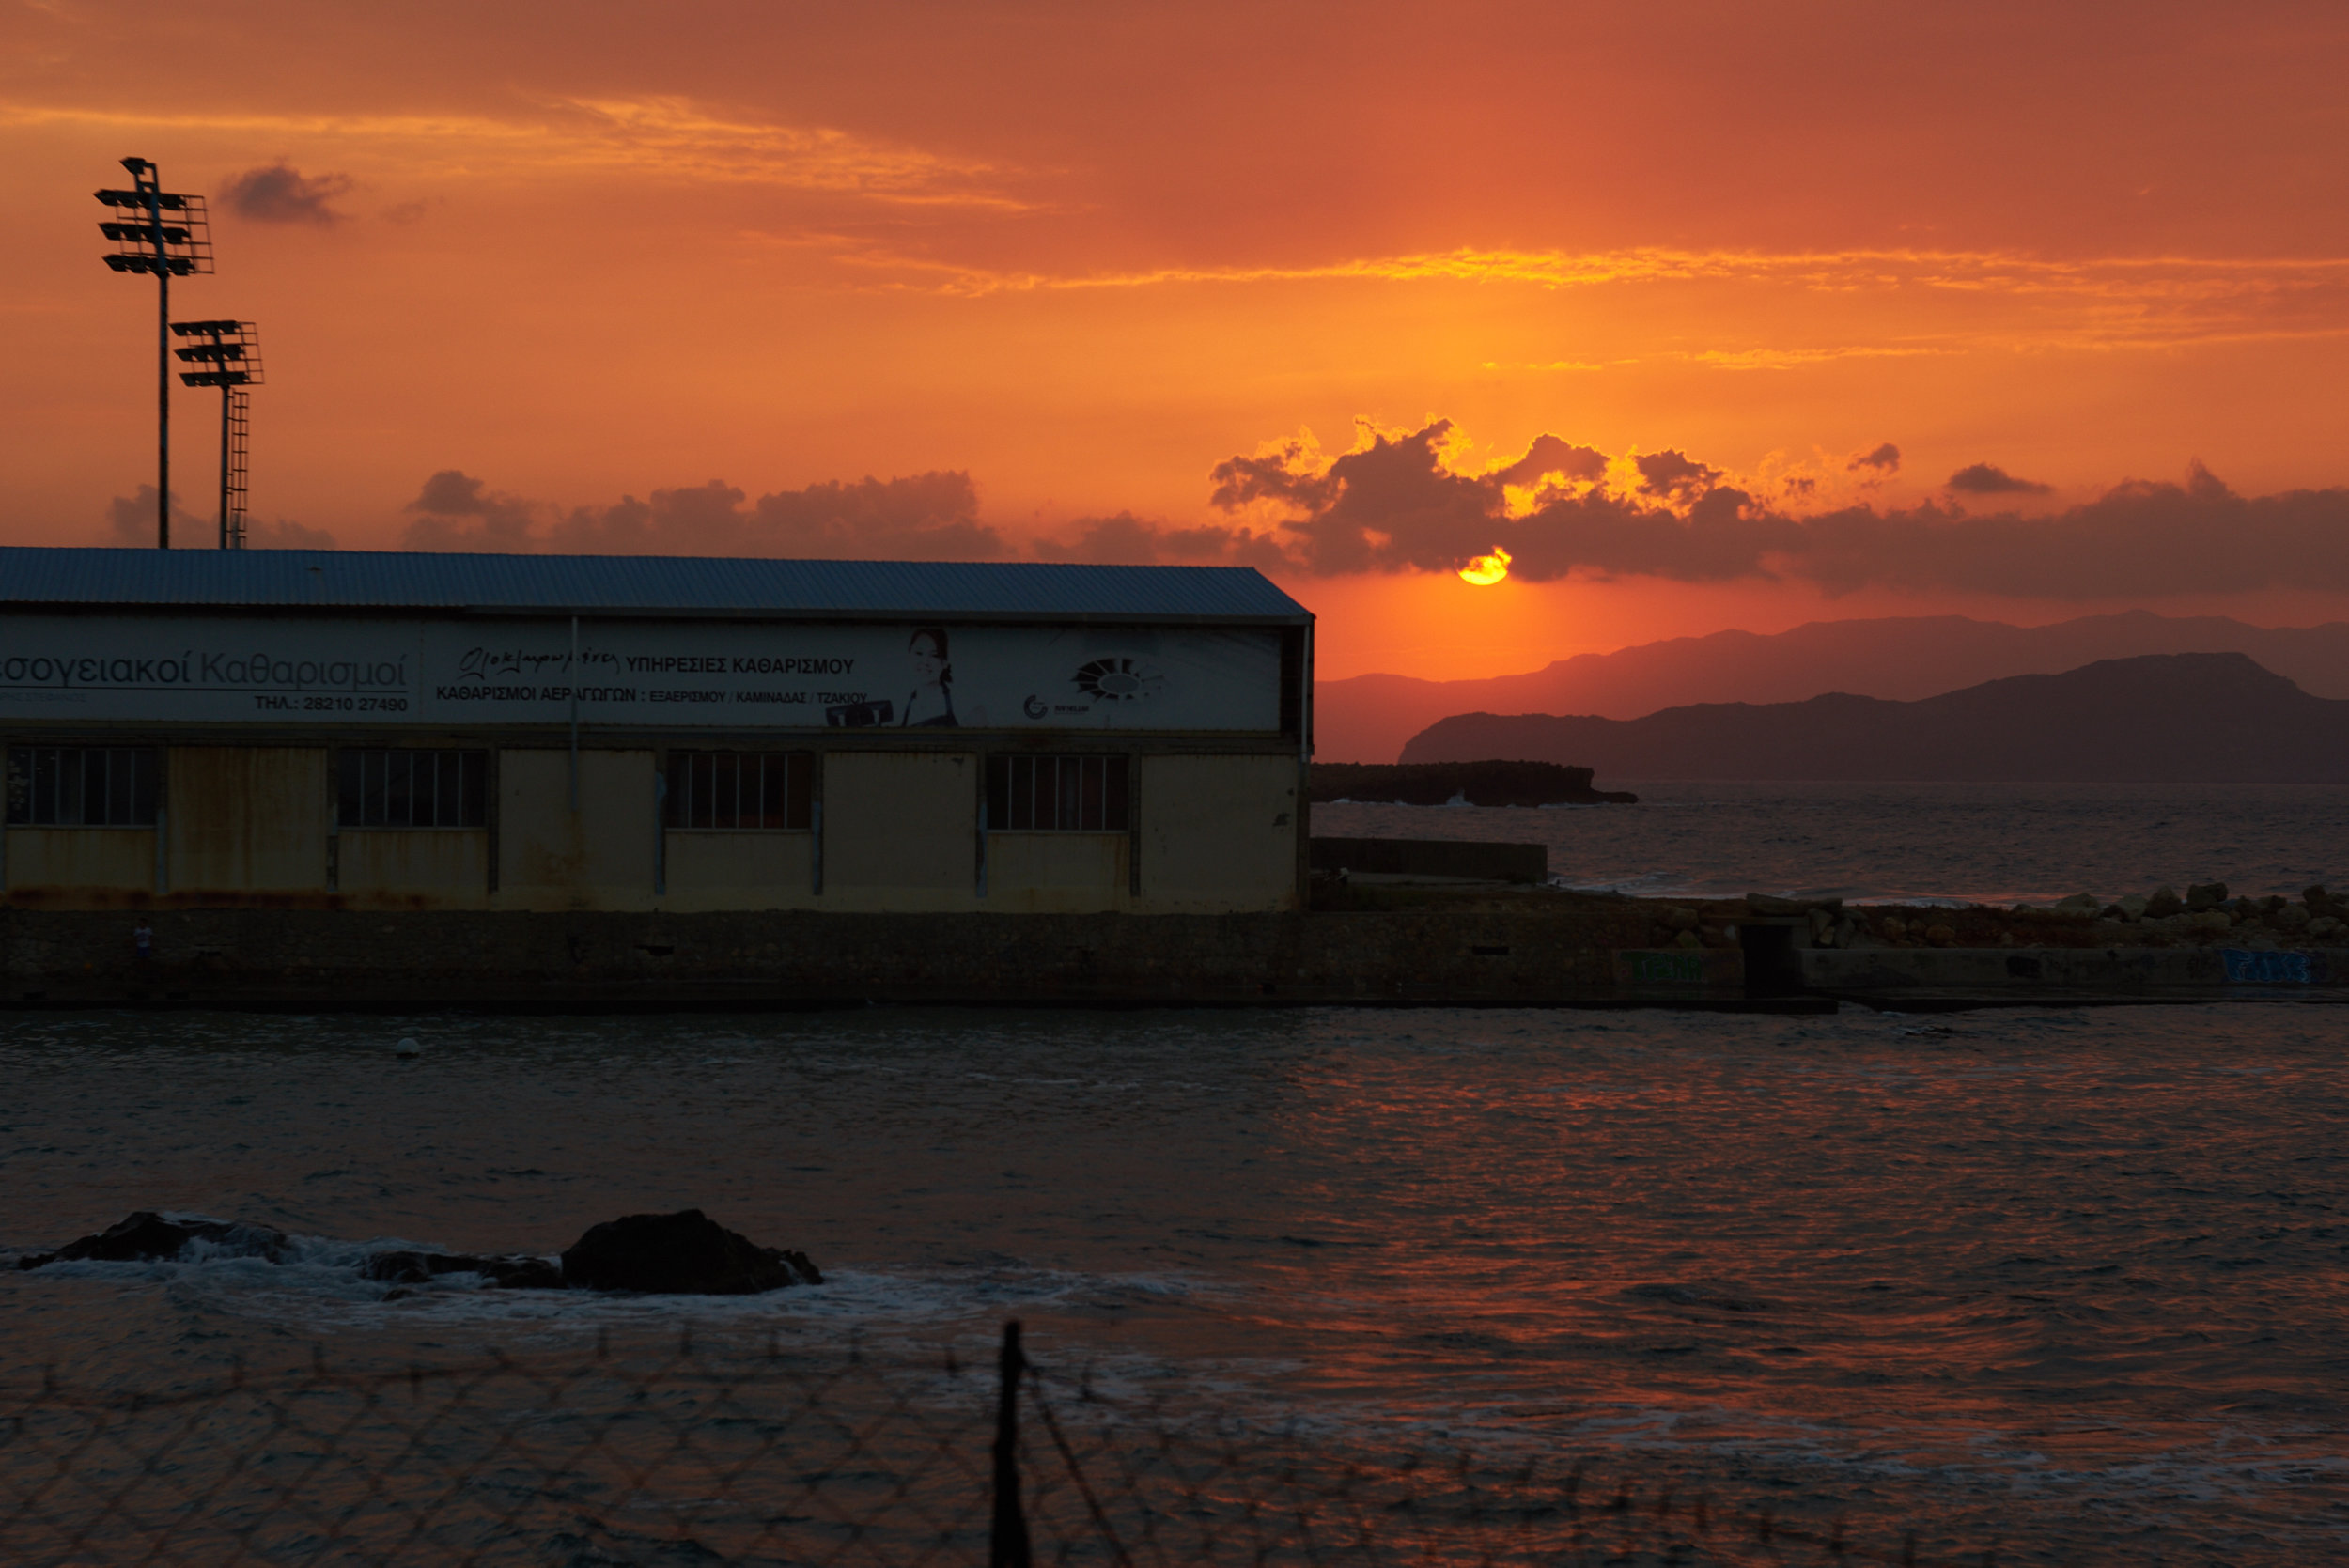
left=2, top=743, right=1302, bottom=915
left=4, top=829, right=156, bottom=904
left=821, top=751, right=978, bottom=910
left=1138, top=754, right=1301, bottom=912
left=986, top=831, right=1128, bottom=913
left=662, top=831, right=816, bottom=910
left=167, top=747, right=329, bottom=893
left=338, top=831, right=490, bottom=908
left=494, top=748, right=656, bottom=910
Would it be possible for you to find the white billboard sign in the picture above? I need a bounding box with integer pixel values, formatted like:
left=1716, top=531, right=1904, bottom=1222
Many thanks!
left=0, top=615, right=1284, bottom=733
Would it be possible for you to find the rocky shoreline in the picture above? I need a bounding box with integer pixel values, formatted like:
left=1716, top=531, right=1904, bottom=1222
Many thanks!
left=14, top=1208, right=822, bottom=1296
left=1626, top=882, right=2346, bottom=952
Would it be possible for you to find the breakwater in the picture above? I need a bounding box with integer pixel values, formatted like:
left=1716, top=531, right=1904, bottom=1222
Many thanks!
left=1309, top=759, right=1637, bottom=805
left=3, top=893, right=2343, bottom=1009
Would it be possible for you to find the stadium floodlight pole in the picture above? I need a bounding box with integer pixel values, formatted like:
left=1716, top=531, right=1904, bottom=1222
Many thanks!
left=171, top=321, right=262, bottom=549
left=96, top=158, right=212, bottom=549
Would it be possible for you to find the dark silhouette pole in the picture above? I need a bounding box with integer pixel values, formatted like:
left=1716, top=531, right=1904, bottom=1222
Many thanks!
left=991, top=1320, right=1031, bottom=1568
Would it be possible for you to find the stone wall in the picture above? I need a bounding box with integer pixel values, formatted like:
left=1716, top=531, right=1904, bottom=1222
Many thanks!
left=1805, top=943, right=2348, bottom=996
left=8, top=903, right=2335, bottom=1009
left=0, top=903, right=1648, bottom=1008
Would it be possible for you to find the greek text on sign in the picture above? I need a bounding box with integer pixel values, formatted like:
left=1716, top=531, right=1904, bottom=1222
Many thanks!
left=0, top=617, right=1283, bottom=733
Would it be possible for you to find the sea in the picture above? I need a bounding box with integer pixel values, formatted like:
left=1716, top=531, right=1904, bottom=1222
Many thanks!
left=3, top=784, right=2345, bottom=1565
left=1318, top=781, right=2349, bottom=906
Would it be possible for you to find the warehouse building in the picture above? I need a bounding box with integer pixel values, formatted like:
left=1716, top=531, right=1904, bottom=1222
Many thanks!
left=0, top=549, right=1312, bottom=914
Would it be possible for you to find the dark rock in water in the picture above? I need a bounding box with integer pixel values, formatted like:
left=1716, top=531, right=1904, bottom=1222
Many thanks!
left=360, top=1250, right=459, bottom=1284
left=2186, top=881, right=2229, bottom=912
left=560, top=1209, right=820, bottom=1295
left=16, top=1211, right=290, bottom=1270
left=2144, top=886, right=2185, bottom=920
left=361, top=1250, right=563, bottom=1290
left=19, top=1208, right=814, bottom=1295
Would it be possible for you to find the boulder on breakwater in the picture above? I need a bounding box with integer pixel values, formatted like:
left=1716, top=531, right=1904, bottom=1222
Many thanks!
left=560, top=1209, right=822, bottom=1295
left=17, top=1207, right=821, bottom=1296
left=361, top=1250, right=563, bottom=1290
left=13, top=1211, right=291, bottom=1270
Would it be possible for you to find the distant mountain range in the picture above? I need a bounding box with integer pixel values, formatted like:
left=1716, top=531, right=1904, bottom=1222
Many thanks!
left=1315, top=611, right=2349, bottom=763
left=1398, top=653, right=2349, bottom=782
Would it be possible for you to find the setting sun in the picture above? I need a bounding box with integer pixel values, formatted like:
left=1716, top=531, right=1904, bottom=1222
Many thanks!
left=1457, top=546, right=1513, bottom=586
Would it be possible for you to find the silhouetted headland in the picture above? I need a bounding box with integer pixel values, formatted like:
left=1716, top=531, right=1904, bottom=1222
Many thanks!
left=1399, top=653, right=2349, bottom=782
left=1317, top=612, right=2349, bottom=763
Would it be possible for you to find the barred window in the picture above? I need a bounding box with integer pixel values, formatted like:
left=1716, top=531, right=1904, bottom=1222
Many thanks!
left=338, top=749, right=487, bottom=828
left=666, top=752, right=813, bottom=831
left=987, top=754, right=1129, bottom=831
left=6, top=746, right=159, bottom=826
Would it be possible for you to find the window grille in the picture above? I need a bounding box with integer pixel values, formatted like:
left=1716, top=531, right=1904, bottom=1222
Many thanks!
left=337, top=750, right=487, bottom=829
left=987, top=754, right=1129, bottom=831
left=5, top=746, right=160, bottom=826
left=665, top=752, right=813, bottom=831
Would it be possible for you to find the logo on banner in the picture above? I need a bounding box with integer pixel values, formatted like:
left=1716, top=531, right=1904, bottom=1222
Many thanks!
left=1071, top=657, right=1160, bottom=703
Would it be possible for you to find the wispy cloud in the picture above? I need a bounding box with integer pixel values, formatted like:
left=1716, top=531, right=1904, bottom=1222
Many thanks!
left=848, top=242, right=2349, bottom=297
left=0, top=96, right=1025, bottom=208
left=1680, top=345, right=1948, bottom=370
left=827, top=243, right=2349, bottom=355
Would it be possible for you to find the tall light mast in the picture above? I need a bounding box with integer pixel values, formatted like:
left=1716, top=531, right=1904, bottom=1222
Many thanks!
left=96, top=157, right=211, bottom=549
left=171, top=321, right=262, bottom=549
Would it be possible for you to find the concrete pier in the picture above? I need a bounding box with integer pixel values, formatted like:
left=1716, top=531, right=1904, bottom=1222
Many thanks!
left=4, top=905, right=2341, bottom=1011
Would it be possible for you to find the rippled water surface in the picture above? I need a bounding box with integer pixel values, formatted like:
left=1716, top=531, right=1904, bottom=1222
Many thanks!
left=4, top=1004, right=2346, bottom=1562
left=1316, top=782, right=2349, bottom=904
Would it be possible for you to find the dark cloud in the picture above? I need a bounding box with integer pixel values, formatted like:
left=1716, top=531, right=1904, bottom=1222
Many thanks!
left=105, top=486, right=202, bottom=546
left=401, top=469, right=1001, bottom=558
left=1212, top=422, right=1782, bottom=581
left=245, top=518, right=337, bottom=549
left=222, top=163, right=353, bottom=226
left=1034, top=511, right=1288, bottom=568
left=103, top=487, right=334, bottom=549
left=1207, top=436, right=1341, bottom=513
left=1208, top=422, right=2349, bottom=598
left=1492, top=434, right=1608, bottom=489
left=1780, top=461, right=2347, bottom=598
left=751, top=473, right=1001, bottom=559
left=402, top=470, right=537, bottom=549
left=1634, top=449, right=1722, bottom=501
left=1946, top=461, right=2052, bottom=495
left=1848, top=442, right=1901, bottom=474
left=1283, top=421, right=1504, bottom=575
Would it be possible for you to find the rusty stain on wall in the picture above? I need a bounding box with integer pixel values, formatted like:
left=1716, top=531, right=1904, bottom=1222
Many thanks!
left=339, top=831, right=490, bottom=909
left=167, top=748, right=330, bottom=893
left=3, top=829, right=157, bottom=899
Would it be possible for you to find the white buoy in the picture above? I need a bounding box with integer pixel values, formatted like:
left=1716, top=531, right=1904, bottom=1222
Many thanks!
left=394, top=1037, right=422, bottom=1059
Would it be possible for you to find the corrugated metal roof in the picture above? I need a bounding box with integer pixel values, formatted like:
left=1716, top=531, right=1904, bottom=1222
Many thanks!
left=0, top=548, right=1313, bottom=625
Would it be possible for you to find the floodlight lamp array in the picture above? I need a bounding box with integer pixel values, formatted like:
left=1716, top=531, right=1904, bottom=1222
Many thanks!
left=95, top=158, right=212, bottom=277
left=172, top=320, right=262, bottom=388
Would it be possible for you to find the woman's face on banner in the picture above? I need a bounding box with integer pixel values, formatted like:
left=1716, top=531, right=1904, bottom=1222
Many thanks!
left=910, top=633, right=944, bottom=683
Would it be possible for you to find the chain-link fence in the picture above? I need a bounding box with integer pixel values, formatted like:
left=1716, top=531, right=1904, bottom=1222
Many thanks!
left=3, top=1323, right=1990, bottom=1567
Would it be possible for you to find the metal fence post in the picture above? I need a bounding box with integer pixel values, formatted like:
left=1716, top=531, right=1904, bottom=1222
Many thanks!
left=991, top=1319, right=1031, bottom=1568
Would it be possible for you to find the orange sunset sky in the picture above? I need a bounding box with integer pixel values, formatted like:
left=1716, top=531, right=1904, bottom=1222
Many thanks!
left=7, top=1, right=2349, bottom=679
